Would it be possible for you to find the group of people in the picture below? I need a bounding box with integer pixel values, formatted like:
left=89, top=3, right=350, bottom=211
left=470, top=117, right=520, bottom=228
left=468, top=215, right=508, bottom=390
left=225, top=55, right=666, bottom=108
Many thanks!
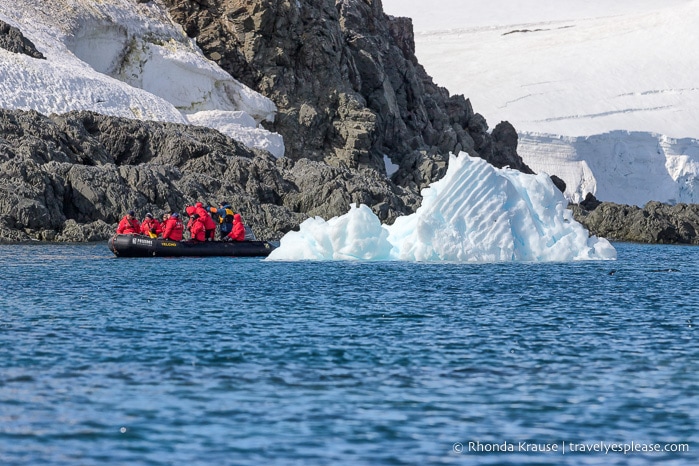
left=116, top=201, right=246, bottom=242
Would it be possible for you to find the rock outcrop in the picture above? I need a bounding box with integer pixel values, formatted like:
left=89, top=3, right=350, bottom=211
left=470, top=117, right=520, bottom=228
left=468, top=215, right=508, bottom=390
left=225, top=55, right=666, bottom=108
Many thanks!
left=162, top=0, right=531, bottom=189
left=0, top=19, right=45, bottom=59
left=0, top=109, right=418, bottom=242
left=570, top=200, right=699, bottom=244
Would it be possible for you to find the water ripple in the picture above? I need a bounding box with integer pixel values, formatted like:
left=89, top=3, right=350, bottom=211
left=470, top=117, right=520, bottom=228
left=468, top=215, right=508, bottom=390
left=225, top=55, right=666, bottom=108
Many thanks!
left=0, top=243, right=697, bottom=465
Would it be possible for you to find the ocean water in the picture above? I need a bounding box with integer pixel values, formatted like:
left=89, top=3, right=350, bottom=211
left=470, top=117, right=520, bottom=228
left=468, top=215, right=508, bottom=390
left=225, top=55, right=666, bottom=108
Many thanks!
left=0, top=242, right=696, bottom=465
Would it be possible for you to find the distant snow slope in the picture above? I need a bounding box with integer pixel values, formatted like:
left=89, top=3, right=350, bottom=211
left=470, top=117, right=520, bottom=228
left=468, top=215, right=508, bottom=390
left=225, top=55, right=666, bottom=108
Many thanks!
left=0, top=0, right=284, bottom=157
left=383, top=0, right=699, bottom=206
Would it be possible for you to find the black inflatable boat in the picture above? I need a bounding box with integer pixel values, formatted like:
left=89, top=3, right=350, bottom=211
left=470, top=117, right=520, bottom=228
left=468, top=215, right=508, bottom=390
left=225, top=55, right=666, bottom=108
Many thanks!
left=108, top=234, right=275, bottom=258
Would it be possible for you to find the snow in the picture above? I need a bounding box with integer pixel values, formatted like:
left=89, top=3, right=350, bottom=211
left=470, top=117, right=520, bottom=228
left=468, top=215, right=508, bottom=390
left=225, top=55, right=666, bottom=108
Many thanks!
left=382, top=0, right=699, bottom=206
left=0, top=0, right=283, bottom=157
left=185, top=111, right=285, bottom=158
left=267, top=153, right=616, bottom=262
left=383, top=154, right=400, bottom=178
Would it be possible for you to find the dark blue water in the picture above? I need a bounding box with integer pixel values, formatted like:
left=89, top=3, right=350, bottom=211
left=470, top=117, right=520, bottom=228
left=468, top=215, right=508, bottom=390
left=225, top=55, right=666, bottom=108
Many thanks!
left=0, top=242, right=696, bottom=465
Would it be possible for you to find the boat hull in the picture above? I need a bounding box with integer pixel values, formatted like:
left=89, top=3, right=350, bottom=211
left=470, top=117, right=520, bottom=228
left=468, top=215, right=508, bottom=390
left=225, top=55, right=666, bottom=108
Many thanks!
left=108, top=234, right=275, bottom=258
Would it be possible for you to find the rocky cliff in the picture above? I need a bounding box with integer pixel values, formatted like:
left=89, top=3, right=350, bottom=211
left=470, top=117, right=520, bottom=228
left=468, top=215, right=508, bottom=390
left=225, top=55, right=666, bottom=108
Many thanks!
left=162, top=0, right=531, bottom=186
left=0, top=0, right=529, bottom=242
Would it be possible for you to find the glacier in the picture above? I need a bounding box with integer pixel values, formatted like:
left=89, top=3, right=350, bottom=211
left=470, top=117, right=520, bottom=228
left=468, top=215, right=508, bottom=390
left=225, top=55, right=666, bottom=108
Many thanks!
left=383, top=0, right=699, bottom=207
left=267, top=153, right=616, bottom=262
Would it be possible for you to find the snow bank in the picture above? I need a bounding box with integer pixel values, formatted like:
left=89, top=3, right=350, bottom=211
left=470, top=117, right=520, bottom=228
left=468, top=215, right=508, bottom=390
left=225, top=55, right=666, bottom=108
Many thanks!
left=186, top=110, right=285, bottom=158
left=0, top=0, right=281, bottom=156
left=267, top=153, right=616, bottom=262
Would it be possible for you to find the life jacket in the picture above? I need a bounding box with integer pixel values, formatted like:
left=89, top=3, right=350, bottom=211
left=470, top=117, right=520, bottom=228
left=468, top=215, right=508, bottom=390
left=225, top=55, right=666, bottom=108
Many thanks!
left=141, top=218, right=161, bottom=238
left=219, top=206, right=234, bottom=233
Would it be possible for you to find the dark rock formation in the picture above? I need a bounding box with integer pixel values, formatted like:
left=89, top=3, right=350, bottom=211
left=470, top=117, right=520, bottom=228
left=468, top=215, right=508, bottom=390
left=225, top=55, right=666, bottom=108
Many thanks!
left=0, top=109, right=418, bottom=242
left=550, top=175, right=566, bottom=194
left=161, top=0, right=532, bottom=189
left=0, top=19, right=45, bottom=59
left=579, top=192, right=602, bottom=211
left=570, top=200, right=699, bottom=244
left=482, top=121, right=534, bottom=173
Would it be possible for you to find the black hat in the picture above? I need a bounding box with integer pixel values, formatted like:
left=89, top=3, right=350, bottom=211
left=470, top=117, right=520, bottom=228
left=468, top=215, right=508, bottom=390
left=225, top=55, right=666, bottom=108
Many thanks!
left=145, top=213, right=153, bottom=218
left=128, top=210, right=135, bottom=216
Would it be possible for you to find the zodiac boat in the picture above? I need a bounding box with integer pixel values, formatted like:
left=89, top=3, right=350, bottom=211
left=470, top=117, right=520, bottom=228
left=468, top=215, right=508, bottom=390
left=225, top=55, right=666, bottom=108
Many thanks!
left=108, top=234, right=275, bottom=258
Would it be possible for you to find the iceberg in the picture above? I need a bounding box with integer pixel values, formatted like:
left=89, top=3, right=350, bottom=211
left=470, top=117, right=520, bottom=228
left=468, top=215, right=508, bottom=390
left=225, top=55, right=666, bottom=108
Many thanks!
left=267, top=153, right=617, bottom=262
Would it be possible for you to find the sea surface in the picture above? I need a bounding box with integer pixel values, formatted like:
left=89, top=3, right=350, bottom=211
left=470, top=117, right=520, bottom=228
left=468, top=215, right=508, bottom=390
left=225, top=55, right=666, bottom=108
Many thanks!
left=0, top=242, right=696, bottom=465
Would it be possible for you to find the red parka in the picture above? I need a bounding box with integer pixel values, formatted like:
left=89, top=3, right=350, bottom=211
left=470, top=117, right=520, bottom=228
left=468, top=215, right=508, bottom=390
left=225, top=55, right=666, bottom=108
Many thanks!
left=190, top=217, right=207, bottom=241
left=195, top=203, right=217, bottom=231
left=116, top=215, right=141, bottom=234
left=162, top=216, right=184, bottom=241
left=226, top=213, right=246, bottom=241
left=140, top=218, right=162, bottom=237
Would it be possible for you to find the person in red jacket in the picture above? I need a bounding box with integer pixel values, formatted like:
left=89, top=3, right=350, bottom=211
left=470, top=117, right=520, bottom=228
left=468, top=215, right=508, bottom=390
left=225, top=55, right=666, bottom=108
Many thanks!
left=161, top=212, right=184, bottom=241
left=185, top=205, right=198, bottom=239
left=189, top=214, right=207, bottom=241
left=140, top=213, right=161, bottom=238
left=161, top=212, right=170, bottom=231
left=194, top=202, right=217, bottom=241
left=225, top=213, right=246, bottom=241
left=116, top=210, right=141, bottom=235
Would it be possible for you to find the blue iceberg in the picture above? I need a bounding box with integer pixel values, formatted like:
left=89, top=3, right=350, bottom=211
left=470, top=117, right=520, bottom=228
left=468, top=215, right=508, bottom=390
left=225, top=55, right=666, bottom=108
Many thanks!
left=267, top=153, right=616, bottom=261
